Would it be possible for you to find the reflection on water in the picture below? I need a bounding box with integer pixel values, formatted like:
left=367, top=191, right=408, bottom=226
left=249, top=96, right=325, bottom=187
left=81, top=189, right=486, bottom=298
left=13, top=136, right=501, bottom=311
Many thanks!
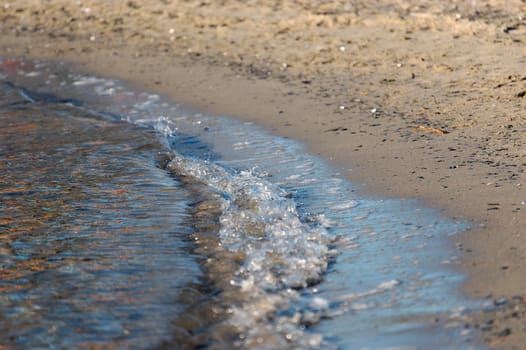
left=0, top=101, right=202, bottom=348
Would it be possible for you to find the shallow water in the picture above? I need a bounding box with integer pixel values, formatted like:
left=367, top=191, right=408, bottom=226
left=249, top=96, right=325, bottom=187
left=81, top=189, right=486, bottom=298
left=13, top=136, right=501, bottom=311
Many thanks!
left=0, top=58, right=483, bottom=349
left=0, top=90, right=209, bottom=349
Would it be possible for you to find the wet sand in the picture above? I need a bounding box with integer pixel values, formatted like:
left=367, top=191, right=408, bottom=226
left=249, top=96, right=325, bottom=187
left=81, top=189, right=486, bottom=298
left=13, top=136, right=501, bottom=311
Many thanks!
left=1, top=0, right=525, bottom=347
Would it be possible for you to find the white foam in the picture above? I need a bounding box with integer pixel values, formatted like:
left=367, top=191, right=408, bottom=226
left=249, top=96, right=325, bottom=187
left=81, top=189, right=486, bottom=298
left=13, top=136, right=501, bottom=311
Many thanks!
left=165, top=149, right=338, bottom=348
left=72, top=76, right=108, bottom=86
left=331, top=200, right=358, bottom=211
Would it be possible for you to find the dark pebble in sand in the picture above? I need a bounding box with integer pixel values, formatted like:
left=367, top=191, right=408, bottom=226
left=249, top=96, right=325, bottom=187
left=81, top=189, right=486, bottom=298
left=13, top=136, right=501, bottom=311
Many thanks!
left=496, top=327, right=512, bottom=337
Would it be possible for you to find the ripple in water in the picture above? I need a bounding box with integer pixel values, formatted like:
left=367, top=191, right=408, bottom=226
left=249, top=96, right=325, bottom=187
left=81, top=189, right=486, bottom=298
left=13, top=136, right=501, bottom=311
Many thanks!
left=0, top=58, right=484, bottom=349
left=0, top=94, right=201, bottom=349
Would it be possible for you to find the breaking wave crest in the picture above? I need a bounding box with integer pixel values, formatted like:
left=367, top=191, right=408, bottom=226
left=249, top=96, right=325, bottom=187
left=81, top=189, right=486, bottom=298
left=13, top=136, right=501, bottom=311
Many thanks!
left=164, top=144, right=339, bottom=349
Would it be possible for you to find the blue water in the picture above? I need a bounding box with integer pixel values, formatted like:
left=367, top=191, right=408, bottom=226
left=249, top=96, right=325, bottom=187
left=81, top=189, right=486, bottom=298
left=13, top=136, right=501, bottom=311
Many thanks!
left=0, top=58, right=484, bottom=349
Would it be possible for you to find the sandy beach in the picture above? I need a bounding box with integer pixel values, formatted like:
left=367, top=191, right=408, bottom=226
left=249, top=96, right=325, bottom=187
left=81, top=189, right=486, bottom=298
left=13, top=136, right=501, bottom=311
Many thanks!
left=1, top=0, right=526, bottom=348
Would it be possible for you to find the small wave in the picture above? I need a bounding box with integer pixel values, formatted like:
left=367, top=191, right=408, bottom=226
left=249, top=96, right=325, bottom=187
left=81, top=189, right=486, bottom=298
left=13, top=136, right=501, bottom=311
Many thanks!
left=166, top=148, right=339, bottom=349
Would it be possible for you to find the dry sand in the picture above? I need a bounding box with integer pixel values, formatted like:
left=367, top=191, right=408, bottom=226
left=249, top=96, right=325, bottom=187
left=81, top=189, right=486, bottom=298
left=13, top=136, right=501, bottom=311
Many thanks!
left=1, top=0, right=526, bottom=348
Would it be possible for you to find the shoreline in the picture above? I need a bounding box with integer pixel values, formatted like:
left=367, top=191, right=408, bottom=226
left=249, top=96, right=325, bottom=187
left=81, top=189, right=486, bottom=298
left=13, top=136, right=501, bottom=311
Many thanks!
left=1, top=1, right=525, bottom=347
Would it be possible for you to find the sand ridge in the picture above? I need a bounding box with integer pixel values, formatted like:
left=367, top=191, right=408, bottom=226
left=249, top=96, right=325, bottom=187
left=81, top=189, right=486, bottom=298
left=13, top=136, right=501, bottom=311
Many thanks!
left=1, top=0, right=526, bottom=347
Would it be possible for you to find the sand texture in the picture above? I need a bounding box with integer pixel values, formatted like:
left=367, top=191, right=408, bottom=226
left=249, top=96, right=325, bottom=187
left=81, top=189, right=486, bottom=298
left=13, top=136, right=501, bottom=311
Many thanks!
left=1, top=0, right=526, bottom=348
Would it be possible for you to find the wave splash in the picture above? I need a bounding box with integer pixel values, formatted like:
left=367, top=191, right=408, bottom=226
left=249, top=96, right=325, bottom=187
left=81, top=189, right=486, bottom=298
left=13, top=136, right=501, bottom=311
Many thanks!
left=164, top=142, right=339, bottom=349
